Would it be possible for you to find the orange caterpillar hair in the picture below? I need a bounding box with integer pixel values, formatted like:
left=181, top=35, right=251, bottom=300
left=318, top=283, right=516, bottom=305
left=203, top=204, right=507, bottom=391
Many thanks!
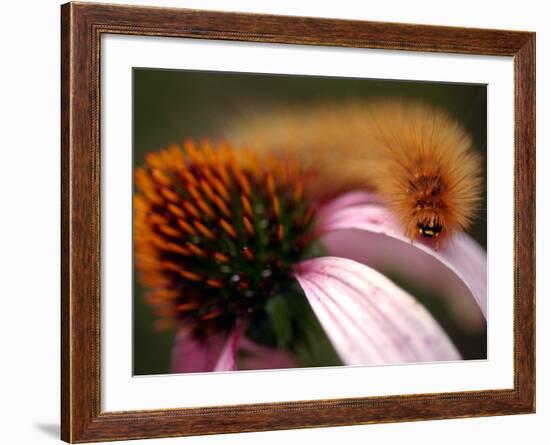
left=226, top=100, right=482, bottom=244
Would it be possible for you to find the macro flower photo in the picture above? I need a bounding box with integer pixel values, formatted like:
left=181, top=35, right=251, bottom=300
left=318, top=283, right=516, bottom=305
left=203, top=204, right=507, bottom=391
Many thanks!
left=133, top=69, right=487, bottom=375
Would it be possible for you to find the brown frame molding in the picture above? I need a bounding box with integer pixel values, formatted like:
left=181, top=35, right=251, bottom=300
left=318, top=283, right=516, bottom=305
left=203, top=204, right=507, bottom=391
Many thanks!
left=61, top=2, right=535, bottom=442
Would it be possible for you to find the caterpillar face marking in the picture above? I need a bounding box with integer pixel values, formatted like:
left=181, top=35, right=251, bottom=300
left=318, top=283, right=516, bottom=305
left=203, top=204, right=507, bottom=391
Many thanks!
left=406, top=168, right=447, bottom=244
left=417, top=223, right=442, bottom=238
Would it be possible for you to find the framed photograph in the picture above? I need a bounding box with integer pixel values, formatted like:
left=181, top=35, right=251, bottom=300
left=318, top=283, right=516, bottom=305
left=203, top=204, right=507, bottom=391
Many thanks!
left=61, top=2, right=535, bottom=442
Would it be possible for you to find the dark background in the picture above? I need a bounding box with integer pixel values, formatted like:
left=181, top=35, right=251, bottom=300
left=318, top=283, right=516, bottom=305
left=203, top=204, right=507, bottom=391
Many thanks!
left=133, top=68, right=487, bottom=375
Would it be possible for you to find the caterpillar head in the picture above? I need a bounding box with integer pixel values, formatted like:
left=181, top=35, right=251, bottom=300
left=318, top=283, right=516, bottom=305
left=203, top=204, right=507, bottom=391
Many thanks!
left=417, top=219, right=443, bottom=239
left=405, top=171, right=448, bottom=247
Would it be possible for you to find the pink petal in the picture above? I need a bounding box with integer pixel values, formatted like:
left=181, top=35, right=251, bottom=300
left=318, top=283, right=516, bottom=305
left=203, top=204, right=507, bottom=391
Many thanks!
left=322, top=229, right=485, bottom=333
left=294, top=256, right=461, bottom=365
left=317, top=202, right=487, bottom=319
left=171, top=323, right=245, bottom=373
left=214, top=323, right=246, bottom=372
left=317, top=190, right=381, bottom=217
left=237, top=337, right=297, bottom=370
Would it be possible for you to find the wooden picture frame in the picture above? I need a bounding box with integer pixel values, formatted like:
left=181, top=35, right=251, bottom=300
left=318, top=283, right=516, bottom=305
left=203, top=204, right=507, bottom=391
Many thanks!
left=61, top=2, right=535, bottom=442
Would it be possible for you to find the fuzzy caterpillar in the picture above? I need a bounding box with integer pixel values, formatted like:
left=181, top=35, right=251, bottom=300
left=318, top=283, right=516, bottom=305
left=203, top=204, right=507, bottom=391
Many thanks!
left=225, top=100, right=482, bottom=245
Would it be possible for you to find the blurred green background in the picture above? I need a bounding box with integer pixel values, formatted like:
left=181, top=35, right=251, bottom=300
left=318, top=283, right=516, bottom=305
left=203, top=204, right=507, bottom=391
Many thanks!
left=133, top=68, right=487, bottom=375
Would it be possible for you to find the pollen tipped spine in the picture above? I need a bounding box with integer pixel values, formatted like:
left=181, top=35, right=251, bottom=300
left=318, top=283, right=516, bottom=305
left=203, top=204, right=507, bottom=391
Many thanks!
left=134, top=140, right=315, bottom=336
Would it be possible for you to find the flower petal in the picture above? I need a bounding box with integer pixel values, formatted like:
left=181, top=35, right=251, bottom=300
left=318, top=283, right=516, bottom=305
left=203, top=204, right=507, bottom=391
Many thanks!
left=214, top=323, right=246, bottom=372
left=172, top=324, right=244, bottom=373
left=318, top=190, right=381, bottom=216
left=317, top=202, right=487, bottom=318
left=237, top=337, right=297, bottom=370
left=294, top=256, right=461, bottom=365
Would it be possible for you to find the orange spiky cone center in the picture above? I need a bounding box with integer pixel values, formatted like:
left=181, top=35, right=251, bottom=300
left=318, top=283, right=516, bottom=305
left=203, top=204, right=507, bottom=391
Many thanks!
left=134, top=140, right=315, bottom=337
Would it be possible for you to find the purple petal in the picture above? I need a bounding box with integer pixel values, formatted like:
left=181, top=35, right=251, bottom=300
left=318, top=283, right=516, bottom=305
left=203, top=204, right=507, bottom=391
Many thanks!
left=294, top=256, right=461, bottom=365
left=214, top=323, right=246, bottom=371
left=317, top=202, right=487, bottom=319
left=171, top=331, right=224, bottom=373
left=171, top=323, right=244, bottom=373
left=237, top=337, right=297, bottom=370
left=318, top=191, right=381, bottom=217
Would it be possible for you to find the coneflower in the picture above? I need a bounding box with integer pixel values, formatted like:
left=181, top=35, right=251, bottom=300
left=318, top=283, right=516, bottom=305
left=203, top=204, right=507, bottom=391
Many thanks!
left=135, top=140, right=485, bottom=373
left=135, top=140, right=315, bottom=337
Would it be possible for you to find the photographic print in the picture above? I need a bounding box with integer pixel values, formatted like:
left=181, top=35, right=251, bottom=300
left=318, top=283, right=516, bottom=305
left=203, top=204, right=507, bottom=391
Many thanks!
left=133, top=69, right=487, bottom=375
left=62, top=4, right=535, bottom=441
